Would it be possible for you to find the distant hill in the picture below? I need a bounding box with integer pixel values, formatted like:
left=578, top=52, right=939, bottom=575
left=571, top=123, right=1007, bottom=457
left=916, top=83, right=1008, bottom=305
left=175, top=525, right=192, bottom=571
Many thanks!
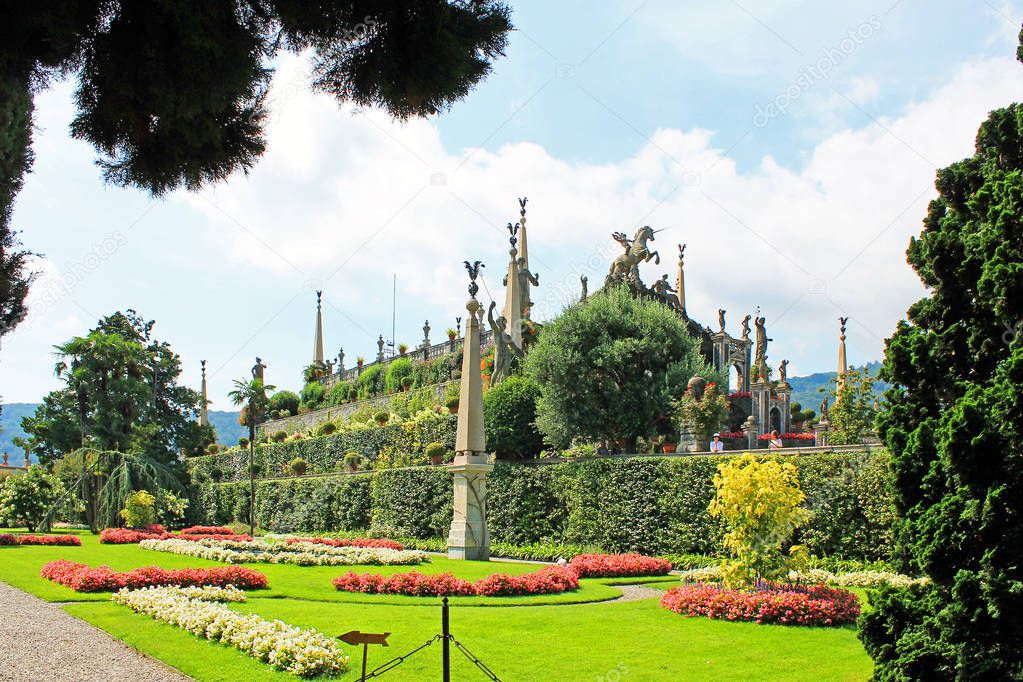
left=787, top=361, right=888, bottom=412
left=0, top=403, right=244, bottom=459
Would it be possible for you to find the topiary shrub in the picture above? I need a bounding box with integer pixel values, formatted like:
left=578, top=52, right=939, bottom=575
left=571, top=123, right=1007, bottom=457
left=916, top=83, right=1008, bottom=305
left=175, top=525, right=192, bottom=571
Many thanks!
left=268, top=390, right=300, bottom=418
left=206, top=443, right=220, bottom=455
left=318, top=422, right=337, bottom=436
left=300, top=381, right=326, bottom=411
left=425, top=442, right=447, bottom=464
left=327, top=381, right=354, bottom=406
left=385, top=358, right=415, bottom=393
left=271, top=431, right=288, bottom=443
left=484, top=376, right=544, bottom=458
left=289, top=458, right=308, bottom=476
left=373, top=411, right=389, bottom=425
left=120, top=490, right=157, bottom=528
left=238, top=437, right=249, bottom=449
left=358, top=365, right=385, bottom=399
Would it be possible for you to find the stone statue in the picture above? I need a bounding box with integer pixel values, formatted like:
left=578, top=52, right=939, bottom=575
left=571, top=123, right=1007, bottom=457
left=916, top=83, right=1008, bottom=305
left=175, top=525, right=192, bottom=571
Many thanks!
left=580, top=275, right=588, bottom=301
left=377, top=335, right=385, bottom=360
left=251, top=357, right=267, bottom=382
left=779, top=359, right=788, bottom=383
left=652, top=274, right=678, bottom=309
left=423, top=319, right=431, bottom=342
left=605, top=225, right=662, bottom=286
left=325, top=359, right=334, bottom=376
left=2, top=452, right=8, bottom=466
left=464, top=260, right=484, bottom=298
left=516, top=257, right=539, bottom=315
left=337, top=348, right=345, bottom=370
left=487, top=301, right=523, bottom=385
left=820, top=395, right=829, bottom=421
left=718, top=309, right=726, bottom=333
left=874, top=396, right=881, bottom=411
left=741, top=314, right=752, bottom=341
left=754, top=316, right=770, bottom=380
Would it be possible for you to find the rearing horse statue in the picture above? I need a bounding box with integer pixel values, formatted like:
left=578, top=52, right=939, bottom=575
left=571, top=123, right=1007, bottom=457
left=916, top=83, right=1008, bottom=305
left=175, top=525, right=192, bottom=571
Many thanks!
left=606, top=225, right=662, bottom=284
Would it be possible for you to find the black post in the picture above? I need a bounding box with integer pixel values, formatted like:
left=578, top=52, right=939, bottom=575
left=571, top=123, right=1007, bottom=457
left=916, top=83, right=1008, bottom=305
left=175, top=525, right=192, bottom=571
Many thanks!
left=442, top=597, right=450, bottom=682
left=361, top=642, right=368, bottom=682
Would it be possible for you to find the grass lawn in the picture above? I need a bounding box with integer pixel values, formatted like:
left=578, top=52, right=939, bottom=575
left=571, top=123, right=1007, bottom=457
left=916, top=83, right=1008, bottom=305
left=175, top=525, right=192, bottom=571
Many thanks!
left=0, top=529, right=873, bottom=681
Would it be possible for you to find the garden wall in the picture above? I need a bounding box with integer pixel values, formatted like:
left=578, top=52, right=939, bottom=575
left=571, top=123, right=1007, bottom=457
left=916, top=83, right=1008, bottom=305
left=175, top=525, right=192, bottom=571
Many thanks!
left=195, top=450, right=894, bottom=561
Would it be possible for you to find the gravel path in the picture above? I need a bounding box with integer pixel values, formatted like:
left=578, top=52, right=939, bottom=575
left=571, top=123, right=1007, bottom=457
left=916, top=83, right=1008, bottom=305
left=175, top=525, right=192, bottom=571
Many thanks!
left=613, top=584, right=667, bottom=602
left=0, top=581, right=190, bottom=682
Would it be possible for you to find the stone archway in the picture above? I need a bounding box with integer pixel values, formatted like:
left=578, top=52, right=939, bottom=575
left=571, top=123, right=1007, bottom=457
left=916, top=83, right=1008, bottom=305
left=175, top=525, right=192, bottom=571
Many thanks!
left=770, top=406, right=782, bottom=433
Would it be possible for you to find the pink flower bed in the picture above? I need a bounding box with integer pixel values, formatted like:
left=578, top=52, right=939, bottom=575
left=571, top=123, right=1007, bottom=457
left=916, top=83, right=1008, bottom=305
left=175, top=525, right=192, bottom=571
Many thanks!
left=179, top=526, right=235, bottom=535
left=758, top=432, right=815, bottom=441
left=0, top=534, right=16, bottom=546
left=659, top=582, right=860, bottom=626
left=173, top=533, right=253, bottom=542
left=99, top=528, right=251, bottom=544
left=333, top=566, right=580, bottom=597
left=287, top=536, right=405, bottom=551
left=14, top=535, right=82, bottom=546
left=40, top=560, right=269, bottom=593
left=569, top=553, right=672, bottom=578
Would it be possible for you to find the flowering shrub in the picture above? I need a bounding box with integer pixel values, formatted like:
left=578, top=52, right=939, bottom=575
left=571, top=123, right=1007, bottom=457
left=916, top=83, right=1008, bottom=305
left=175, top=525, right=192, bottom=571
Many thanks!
left=283, top=536, right=404, bottom=551
left=717, top=431, right=745, bottom=439
left=40, top=560, right=269, bottom=592
left=0, top=534, right=16, bottom=545
left=333, top=565, right=580, bottom=597
left=677, top=565, right=927, bottom=589
left=569, top=553, right=672, bottom=578
left=758, top=432, right=815, bottom=441
left=15, top=534, right=82, bottom=546
left=179, top=525, right=235, bottom=535
left=113, top=586, right=348, bottom=677
left=727, top=391, right=752, bottom=400
left=140, top=537, right=428, bottom=566
left=99, top=527, right=163, bottom=544
left=660, top=582, right=860, bottom=626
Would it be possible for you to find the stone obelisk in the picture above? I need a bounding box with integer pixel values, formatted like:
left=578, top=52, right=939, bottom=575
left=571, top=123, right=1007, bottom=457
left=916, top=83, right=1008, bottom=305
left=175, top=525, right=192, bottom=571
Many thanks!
left=676, top=243, right=686, bottom=314
left=836, top=316, right=848, bottom=402
left=447, top=261, right=493, bottom=562
left=502, top=230, right=524, bottom=349
left=199, top=360, right=209, bottom=427
left=516, top=197, right=532, bottom=320
left=313, top=291, right=325, bottom=367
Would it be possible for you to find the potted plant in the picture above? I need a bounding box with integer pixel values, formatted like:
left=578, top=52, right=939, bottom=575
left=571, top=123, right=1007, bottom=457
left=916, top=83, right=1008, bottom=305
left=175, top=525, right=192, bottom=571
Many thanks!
left=373, top=411, right=389, bottom=426
left=661, top=436, right=677, bottom=454
left=445, top=395, right=459, bottom=415
left=289, top=457, right=308, bottom=476
left=356, top=356, right=365, bottom=369
left=446, top=327, right=457, bottom=341
left=398, top=343, right=408, bottom=356
left=343, top=451, right=362, bottom=472
left=425, top=442, right=447, bottom=466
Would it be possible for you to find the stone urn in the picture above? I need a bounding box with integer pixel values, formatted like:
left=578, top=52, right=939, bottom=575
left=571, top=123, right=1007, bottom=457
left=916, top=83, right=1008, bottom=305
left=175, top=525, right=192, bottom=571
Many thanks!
left=687, top=375, right=707, bottom=401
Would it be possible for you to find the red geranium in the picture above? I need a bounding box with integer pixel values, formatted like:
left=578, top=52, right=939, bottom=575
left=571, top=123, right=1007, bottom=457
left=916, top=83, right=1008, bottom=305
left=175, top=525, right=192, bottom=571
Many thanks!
left=178, top=526, right=235, bottom=536
left=40, top=560, right=268, bottom=593
left=286, top=536, right=404, bottom=551
left=16, top=535, right=81, bottom=546
left=569, top=553, right=672, bottom=578
left=660, top=582, right=860, bottom=626
left=333, top=566, right=579, bottom=597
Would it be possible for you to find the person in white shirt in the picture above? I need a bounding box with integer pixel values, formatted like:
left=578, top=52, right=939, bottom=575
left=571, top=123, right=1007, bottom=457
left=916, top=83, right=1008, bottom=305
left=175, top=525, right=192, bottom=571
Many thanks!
left=710, top=433, right=724, bottom=452
left=768, top=430, right=784, bottom=450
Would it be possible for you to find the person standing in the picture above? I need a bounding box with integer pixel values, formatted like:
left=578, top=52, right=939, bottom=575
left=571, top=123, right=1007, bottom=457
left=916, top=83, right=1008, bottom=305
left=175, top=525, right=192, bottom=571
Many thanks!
left=710, top=433, right=725, bottom=452
left=768, top=430, right=783, bottom=450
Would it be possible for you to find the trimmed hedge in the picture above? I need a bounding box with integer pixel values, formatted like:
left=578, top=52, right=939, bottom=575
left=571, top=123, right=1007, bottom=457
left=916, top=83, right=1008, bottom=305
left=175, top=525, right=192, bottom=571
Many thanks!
left=194, top=450, right=895, bottom=560
left=189, top=414, right=457, bottom=481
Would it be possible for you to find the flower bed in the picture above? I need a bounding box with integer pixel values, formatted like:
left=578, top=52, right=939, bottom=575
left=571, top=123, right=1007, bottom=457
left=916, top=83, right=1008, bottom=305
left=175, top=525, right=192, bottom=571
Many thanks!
left=40, top=560, right=268, bottom=592
left=569, top=553, right=672, bottom=578
left=676, top=565, right=926, bottom=589
left=99, top=527, right=164, bottom=544
left=332, top=565, right=580, bottom=597
left=660, top=582, right=860, bottom=626
left=758, top=432, right=815, bottom=441
left=140, top=537, right=428, bottom=566
left=179, top=525, right=235, bottom=535
left=113, top=586, right=348, bottom=677
left=283, top=536, right=404, bottom=551
left=99, top=527, right=251, bottom=544
left=0, top=534, right=81, bottom=546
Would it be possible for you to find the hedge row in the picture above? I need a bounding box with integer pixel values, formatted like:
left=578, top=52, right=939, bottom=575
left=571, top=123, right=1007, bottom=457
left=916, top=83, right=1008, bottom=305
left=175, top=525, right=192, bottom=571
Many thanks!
left=189, top=414, right=457, bottom=481
left=194, top=450, right=894, bottom=560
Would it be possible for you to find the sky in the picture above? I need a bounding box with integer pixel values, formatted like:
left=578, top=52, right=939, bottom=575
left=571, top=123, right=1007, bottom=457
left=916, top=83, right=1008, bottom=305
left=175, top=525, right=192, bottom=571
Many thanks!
left=2, top=0, right=1022, bottom=413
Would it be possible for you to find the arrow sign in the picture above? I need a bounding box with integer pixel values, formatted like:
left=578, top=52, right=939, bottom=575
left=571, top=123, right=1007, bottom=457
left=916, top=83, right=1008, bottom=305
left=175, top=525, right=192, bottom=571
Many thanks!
left=339, top=630, right=390, bottom=647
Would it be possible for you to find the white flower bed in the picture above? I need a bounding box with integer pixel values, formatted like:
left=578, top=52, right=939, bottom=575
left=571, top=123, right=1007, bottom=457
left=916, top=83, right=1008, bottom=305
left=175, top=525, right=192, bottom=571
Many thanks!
left=139, top=537, right=428, bottom=566
left=112, top=586, right=348, bottom=677
left=677, top=565, right=928, bottom=589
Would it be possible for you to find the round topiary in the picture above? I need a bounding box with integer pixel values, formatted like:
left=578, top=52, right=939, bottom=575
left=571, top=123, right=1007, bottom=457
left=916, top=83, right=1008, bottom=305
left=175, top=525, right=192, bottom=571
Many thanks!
left=425, top=442, right=447, bottom=463
left=289, top=458, right=308, bottom=476
left=209, top=468, right=223, bottom=482
left=318, top=422, right=337, bottom=436
left=483, top=375, right=544, bottom=458
left=206, top=443, right=220, bottom=455
left=373, top=411, right=389, bottom=425
left=238, top=437, right=249, bottom=448
left=271, top=430, right=288, bottom=443
left=268, top=390, right=301, bottom=417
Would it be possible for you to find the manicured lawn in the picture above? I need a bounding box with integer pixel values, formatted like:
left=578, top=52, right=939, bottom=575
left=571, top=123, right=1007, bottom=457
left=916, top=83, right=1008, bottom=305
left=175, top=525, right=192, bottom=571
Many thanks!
left=0, top=529, right=873, bottom=680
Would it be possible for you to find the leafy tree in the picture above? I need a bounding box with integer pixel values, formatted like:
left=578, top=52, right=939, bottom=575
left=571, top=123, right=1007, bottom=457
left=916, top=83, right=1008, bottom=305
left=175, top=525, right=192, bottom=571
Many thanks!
left=825, top=367, right=878, bottom=445
left=524, top=285, right=715, bottom=451
left=483, top=375, right=544, bottom=458
left=21, top=310, right=208, bottom=465
left=299, top=380, right=326, bottom=410
left=119, top=489, right=156, bottom=528
left=0, top=465, right=67, bottom=532
left=0, top=1, right=512, bottom=337
left=858, top=102, right=1023, bottom=679
left=709, top=454, right=809, bottom=588
left=673, top=381, right=729, bottom=446
left=267, top=390, right=300, bottom=418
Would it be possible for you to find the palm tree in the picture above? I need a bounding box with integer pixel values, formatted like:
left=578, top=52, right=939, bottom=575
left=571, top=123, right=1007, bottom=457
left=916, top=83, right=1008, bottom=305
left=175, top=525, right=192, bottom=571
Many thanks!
left=228, top=378, right=274, bottom=530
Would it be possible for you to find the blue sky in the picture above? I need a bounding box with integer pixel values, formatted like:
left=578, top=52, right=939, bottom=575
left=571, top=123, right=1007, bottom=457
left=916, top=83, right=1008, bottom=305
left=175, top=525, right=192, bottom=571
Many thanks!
left=2, top=0, right=1022, bottom=415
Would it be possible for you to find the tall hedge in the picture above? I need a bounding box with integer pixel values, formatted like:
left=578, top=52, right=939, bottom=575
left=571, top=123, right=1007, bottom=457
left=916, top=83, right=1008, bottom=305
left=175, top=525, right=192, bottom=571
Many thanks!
left=194, top=450, right=895, bottom=560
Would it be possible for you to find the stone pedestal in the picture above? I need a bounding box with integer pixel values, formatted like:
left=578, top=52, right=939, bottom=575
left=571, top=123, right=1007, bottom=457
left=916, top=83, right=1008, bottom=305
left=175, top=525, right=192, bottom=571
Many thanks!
left=741, top=415, right=758, bottom=451
left=814, top=420, right=830, bottom=447
left=775, top=382, right=792, bottom=433
left=751, top=379, right=771, bottom=440
left=447, top=453, right=494, bottom=561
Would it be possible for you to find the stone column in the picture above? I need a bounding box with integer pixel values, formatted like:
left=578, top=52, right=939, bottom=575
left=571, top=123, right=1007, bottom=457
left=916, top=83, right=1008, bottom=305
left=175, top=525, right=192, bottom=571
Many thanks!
left=711, top=332, right=730, bottom=375
left=741, top=415, right=757, bottom=451
left=814, top=420, right=830, bottom=447
left=199, top=360, right=209, bottom=427
left=447, top=291, right=493, bottom=562
left=836, top=317, right=848, bottom=403
left=751, top=379, right=771, bottom=441
left=502, top=244, right=523, bottom=349
left=775, top=382, right=792, bottom=433
left=313, top=291, right=325, bottom=367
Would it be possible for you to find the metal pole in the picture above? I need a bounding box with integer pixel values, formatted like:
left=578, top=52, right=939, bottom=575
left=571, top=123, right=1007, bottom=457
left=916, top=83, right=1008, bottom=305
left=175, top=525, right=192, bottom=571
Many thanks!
left=442, top=597, right=450, bottom=682
left=361, top=642, right=368, bottom=682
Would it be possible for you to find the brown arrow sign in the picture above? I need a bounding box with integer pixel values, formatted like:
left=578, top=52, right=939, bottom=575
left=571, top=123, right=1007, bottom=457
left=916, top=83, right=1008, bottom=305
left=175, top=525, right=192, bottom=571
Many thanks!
left=339, top=630, right=391, bottom=646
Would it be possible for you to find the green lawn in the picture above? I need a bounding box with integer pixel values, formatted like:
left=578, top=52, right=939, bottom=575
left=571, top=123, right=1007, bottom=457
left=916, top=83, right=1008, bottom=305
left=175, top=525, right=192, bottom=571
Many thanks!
left=0, top=529, right=873, bottom=681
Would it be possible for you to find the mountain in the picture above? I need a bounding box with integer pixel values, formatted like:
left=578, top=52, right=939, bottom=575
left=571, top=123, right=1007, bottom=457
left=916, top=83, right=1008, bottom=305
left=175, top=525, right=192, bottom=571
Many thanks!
left=0, top=403, right=244, bottom=459
left=786, top=361, right=888, bottom=412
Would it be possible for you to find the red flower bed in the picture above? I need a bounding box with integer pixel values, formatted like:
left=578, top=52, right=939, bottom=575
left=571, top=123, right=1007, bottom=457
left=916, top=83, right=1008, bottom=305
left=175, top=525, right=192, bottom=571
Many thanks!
left=333, top=566, right=580, bottom=597
left=0, top=534, right=16, bottom=546
left=660, top=582, right=860, bottom=626
left=758, top=432, right=815, bottom=441
left=40, top=560, right=269, bottom=593
left=569, top=553, right=672, bottom=578
left=15, top=535, right=81, bottom=546
left=728, top=391, right=752, bottom=400
left=99, top=528, right=163, bottom=544
left=287, top=536, right=405, bottom=551
left=178, top=526, right=234, bottom=535
left=173, top=533, right=253, bottom=543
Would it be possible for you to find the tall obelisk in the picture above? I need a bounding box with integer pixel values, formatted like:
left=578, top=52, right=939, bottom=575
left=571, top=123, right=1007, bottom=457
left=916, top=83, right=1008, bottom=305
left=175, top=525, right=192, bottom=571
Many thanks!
left=836, top=316, right=848, bottom=402
left=502, top=225, right=523, bottom=349
left=199, top=360, right=209, bottom=427
left=313, top=291, right=325, bottom=367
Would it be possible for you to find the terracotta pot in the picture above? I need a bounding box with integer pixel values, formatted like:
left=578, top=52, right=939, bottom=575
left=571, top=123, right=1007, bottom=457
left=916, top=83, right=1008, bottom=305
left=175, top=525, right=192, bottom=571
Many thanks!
left=448, top=404, right=458, bottom=415
left=347, top=462, right=358, bottom=472
left=662, top=442, right=677, bottom=454
left=430, top=454, right=445, bottom=466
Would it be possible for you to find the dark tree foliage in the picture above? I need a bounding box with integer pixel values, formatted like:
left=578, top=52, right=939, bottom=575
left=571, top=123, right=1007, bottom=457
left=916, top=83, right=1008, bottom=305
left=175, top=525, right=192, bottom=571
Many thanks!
left=0, top=1, right=512, bottom=337
left=858, top=103, right=1023, bottom=679
left=21, top=310, right=211, bottom=468
left=483, top=375, right=544, bottom=458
